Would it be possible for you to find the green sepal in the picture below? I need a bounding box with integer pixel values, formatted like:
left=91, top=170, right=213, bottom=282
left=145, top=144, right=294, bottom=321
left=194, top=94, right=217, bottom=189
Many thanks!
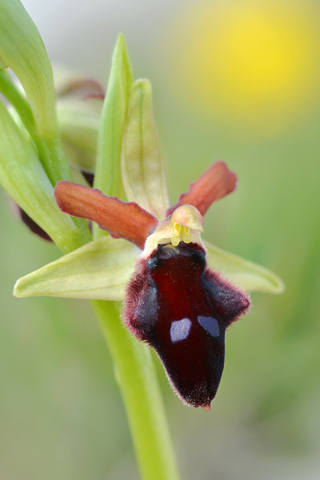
left=93, top=34, right=134, bottom=238
left=0, top=99, right=87, bottom=253
left=205, top=240, right=285, bottom=293
left=14, top=237, right=139, bottom=300
left=121, top=79, right=169, bottom=220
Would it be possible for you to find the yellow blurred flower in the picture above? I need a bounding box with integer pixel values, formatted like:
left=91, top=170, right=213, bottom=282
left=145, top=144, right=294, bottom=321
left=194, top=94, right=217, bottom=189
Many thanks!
left=165, top=0, right=320, bottom=137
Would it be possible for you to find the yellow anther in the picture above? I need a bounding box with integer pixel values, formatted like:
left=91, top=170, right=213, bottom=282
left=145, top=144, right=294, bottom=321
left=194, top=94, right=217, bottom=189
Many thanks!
left=171, top=205, right=204, bottom=232
left=173, top=222, right=181, bottom=237
left=168, top=207, right=204, bottom=247
left=171, top=236, right=181, bottom=246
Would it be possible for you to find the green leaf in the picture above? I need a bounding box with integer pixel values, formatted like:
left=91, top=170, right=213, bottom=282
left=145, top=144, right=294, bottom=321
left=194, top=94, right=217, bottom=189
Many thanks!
left=14, top=237, right=139, bottom=300
left=205, top=240, right=285, bottom=293
left=93, top=34, right=134, bottom=239
left=122, top=79, right=169, bottom=220
left=0, top=99, right=86, bottom=253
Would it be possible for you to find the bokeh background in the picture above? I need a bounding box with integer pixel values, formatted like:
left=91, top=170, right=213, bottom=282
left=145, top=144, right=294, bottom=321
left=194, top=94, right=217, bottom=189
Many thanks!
left=1, top=0, right=320, bottom=478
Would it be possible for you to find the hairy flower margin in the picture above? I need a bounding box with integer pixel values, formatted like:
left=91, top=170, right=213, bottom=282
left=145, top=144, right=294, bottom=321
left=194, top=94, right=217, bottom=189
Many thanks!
left=0, top=0, right=283, bottom=405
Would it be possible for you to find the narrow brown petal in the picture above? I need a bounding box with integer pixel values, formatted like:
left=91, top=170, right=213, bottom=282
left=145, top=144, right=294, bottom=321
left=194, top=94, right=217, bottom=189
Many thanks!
left=55, top=181, right=158, bottom=249
left=167, top=161, right=237, bottom=216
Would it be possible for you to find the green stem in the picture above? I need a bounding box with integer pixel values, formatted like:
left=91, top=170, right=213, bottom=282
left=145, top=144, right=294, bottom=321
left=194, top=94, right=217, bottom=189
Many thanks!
left=91, top=300, right=180, bottom=480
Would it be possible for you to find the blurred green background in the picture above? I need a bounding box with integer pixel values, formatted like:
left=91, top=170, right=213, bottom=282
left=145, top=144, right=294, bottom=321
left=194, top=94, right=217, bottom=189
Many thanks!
left=1, top=0, right=320, bottom=478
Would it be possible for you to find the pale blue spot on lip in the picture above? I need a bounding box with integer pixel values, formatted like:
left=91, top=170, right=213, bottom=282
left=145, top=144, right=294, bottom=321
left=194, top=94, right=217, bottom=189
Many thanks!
left=198, top=316, right=220, bottom=337
left=170, top=318, right=192, bottom=343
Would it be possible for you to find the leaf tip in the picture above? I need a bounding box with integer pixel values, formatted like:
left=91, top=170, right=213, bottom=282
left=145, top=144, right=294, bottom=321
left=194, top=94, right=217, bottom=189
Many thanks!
left=270, top=275, right=286, bottom=294
left=13, top=278, right=26, bottom=298
left=117, top=32, right=126, bottom=45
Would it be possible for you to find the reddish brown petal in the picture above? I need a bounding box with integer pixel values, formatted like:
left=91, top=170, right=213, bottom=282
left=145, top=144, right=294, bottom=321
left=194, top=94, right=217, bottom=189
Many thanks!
left=54, top=181, right=158, bottom=249
left=167, top=161, right=237, bottom=216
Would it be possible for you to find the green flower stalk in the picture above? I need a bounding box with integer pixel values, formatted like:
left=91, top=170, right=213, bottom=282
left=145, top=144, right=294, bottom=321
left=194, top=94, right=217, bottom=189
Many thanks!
left=0, top=1, right=284, bottom=478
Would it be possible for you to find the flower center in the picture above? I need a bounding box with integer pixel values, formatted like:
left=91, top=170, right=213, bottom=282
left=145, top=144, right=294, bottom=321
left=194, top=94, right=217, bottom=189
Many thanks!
left=142, top=204, right=205, bottom=257
left=171, top=223, right=192, bottom=246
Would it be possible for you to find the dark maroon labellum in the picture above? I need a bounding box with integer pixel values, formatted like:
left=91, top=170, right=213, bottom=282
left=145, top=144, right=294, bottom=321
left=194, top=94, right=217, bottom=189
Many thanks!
left=123, top=242, right=250, bottom=410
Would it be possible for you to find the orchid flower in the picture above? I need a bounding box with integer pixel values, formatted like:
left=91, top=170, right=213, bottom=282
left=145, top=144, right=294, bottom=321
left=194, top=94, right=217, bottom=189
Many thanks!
left=14, top=79, right=284, bottom=409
